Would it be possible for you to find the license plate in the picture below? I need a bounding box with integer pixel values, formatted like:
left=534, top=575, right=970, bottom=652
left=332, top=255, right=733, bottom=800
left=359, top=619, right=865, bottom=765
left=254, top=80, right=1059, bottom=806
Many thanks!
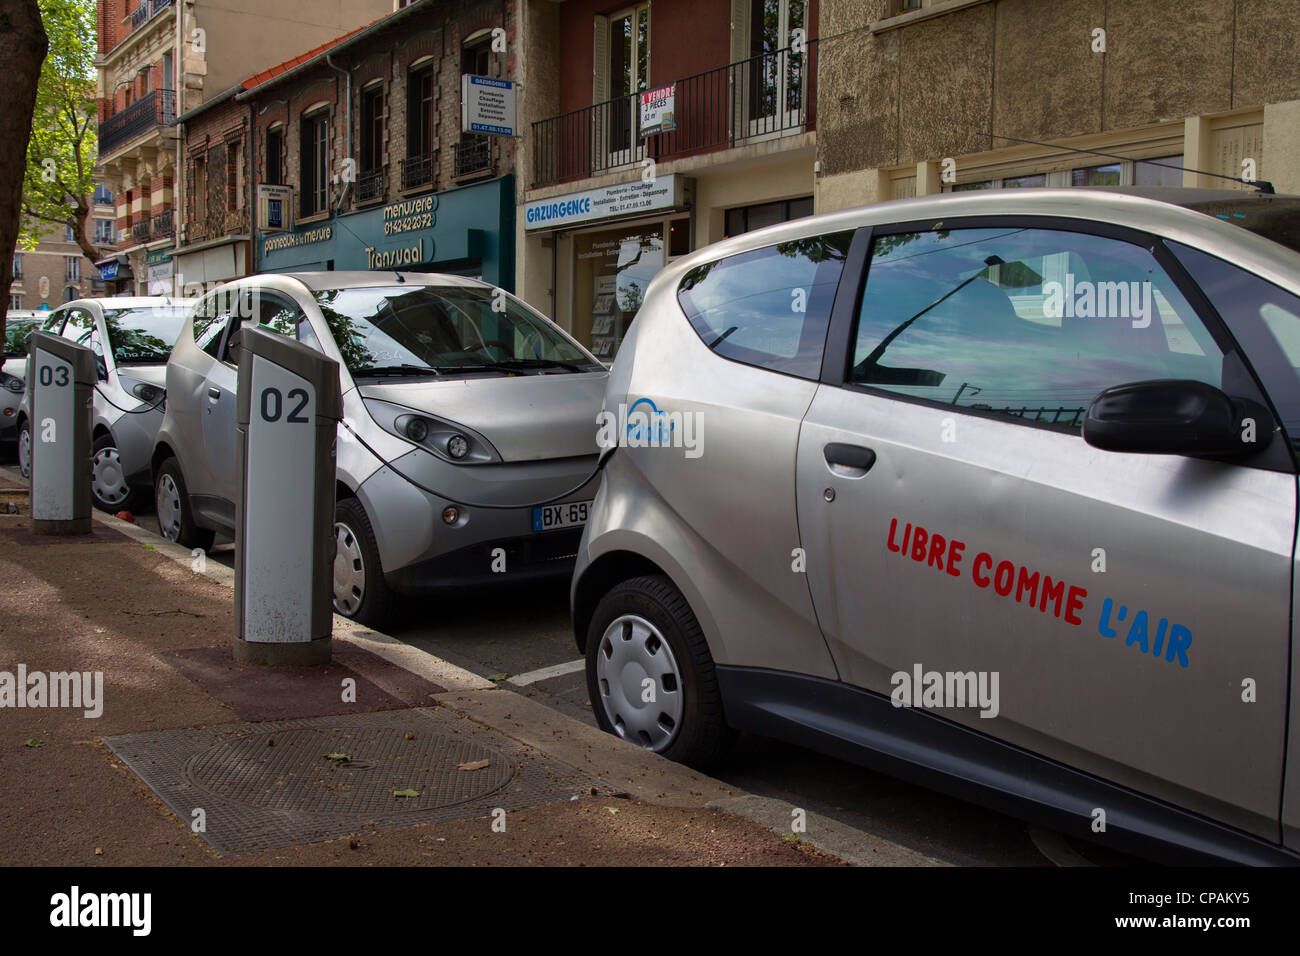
left=532, top=500, right=591, bottom=532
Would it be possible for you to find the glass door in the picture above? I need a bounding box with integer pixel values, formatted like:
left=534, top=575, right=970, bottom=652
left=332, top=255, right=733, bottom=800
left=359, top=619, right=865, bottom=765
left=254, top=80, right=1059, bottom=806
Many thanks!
left=607, top=3, right=650, bottom=168
left=747, top=0, right=807, bottom=137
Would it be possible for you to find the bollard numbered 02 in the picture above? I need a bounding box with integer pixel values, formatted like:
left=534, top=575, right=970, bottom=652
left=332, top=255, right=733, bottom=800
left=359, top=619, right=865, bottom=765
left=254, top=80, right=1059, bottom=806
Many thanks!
left=233, top=324, right=342, bottom=665
left=28, top=331, right=95, bottom=535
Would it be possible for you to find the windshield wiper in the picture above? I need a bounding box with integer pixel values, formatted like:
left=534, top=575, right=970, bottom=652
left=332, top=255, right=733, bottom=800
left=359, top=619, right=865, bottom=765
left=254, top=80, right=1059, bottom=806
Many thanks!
left=352, top=363, right=441, bottom=378
left=490, top=358, right=591, bottom=373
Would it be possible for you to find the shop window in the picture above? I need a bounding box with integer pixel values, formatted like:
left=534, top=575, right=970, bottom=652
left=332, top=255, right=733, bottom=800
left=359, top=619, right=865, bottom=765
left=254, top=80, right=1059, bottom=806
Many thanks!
left=723, top=196, right=813, bottom=238
left=300, top=110, right=330, bottom=217
left=668, top=218, right=690, bottom=258
left=265, top=126, right=284, bottom=186
left=574, top=224, right=664, bottom=360
left=1134, top=154, right=1184, bottom=187
left=677, top=230, right=853, bottom=380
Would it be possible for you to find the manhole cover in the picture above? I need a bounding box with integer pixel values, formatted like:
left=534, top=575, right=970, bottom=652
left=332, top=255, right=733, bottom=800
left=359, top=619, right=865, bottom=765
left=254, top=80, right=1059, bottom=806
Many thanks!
left=102, top=708, right=611, bottom=854
left=185, top=727, right=513, bottom=814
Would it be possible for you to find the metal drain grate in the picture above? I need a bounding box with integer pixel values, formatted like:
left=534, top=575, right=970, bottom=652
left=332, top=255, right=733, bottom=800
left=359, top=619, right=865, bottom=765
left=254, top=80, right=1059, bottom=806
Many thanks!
left=103, top=707, right=609, bottom=855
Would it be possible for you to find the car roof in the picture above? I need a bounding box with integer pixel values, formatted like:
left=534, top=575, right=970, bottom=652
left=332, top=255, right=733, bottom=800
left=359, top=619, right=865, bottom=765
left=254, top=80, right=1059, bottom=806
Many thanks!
left=271, top=271, right=491, bottom=292
left=62, top=296, right=181, bottom=311
left=669, top=186, right=1300, bottom=300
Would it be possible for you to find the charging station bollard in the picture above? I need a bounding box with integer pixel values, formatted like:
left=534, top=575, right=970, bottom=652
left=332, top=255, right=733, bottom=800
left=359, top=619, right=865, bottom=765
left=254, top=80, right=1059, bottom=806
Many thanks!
left=28, top=331, right=94, bottom=536
left=232, top=324, right=342, bottom=665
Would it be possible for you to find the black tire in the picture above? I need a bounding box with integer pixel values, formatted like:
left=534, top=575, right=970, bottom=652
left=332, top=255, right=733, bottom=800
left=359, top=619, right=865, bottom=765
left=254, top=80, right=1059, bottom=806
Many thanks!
left=91, top=433, right=144, bottom=513
left=333, top=496, right=395, bottom=630
left=17, top=418, right=31, bottom=480
left=585, top=574, right=736, bottom=768
left=154, top=456, right=214, bottom=551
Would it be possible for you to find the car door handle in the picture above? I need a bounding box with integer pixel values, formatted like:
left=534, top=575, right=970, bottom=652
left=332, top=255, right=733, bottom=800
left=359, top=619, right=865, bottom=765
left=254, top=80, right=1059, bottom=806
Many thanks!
left=207, top=387, right=221, bottom=400
left=823, top=443, right=876, bottom=475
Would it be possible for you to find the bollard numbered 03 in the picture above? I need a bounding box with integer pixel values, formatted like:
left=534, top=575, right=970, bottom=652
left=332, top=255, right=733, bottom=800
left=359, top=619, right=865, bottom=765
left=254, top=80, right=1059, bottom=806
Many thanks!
left=232, top=325, right=342, bottom=665
left=28, top=331, right=95, bottom=535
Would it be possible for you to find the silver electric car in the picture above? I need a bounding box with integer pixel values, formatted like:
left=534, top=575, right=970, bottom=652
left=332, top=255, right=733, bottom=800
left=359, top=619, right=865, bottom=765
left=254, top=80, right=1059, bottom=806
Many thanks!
left=15, top=298, right=186, bottom=512
left=573, top=187, right=1300, bottom=864
left=153, top=272, right=607, bottom=628
left=2, top=312, right=45, bottom=449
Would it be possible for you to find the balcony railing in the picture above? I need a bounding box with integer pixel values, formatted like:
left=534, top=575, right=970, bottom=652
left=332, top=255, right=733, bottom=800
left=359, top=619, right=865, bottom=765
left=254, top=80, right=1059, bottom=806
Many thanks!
left=152, top=209, right=174, bottom=239
left=400, top=153, right=435, bottom=192
left=533, top=41, right=817, bottom=189
left=454, top=135, right=493, bottom=179
left=357, top=168, right=384, bottom=203
left=131, top=221, right=151, bottom=243
left=130, top=0, right=174, bottom=33
left=99, top=89, right=176, bottom=157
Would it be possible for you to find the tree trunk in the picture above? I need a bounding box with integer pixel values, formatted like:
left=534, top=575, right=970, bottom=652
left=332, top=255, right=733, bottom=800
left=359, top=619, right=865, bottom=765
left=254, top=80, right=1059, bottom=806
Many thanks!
left=0, top=0, right=48, bottom=343
left=73, top=197, right=99, bottom=267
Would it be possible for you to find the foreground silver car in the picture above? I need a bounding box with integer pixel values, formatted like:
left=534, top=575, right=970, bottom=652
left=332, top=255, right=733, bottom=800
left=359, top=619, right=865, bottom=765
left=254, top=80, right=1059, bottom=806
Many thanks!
left=15, top=298, right=186, bottom=512
left=154, top=272, right=607, bottom=628
left=2, top=312, right=45, bottom=448
left=573, top=187, right=1300, bottom=864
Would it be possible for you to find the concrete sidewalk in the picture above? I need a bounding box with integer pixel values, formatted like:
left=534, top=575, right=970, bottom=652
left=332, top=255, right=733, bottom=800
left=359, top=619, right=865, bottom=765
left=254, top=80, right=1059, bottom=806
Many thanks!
left=0, top=469, right=938, bottom=866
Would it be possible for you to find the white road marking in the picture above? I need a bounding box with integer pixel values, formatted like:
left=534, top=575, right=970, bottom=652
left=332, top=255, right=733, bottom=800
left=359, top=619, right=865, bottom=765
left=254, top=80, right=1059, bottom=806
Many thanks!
left=507, top=658, right=586, bottom=687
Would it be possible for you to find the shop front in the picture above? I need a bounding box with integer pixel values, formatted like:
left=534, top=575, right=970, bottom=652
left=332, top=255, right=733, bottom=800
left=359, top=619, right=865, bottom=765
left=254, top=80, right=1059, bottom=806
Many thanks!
left=523, top=175, right=694, bottom=361
left=258, top=176, right=515, bottom=291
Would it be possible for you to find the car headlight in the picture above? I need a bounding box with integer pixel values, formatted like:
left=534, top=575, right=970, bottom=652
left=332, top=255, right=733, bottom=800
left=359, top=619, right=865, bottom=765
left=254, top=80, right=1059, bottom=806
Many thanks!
left=362, top=398, right=500, bottom=464
left=0, top=372, right=23, bottom=394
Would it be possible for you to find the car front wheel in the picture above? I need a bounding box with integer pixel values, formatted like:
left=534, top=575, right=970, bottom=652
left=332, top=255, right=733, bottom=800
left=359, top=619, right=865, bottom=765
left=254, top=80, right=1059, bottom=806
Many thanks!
left=17, top=418, right=31, bottom=480
left=333, top=497, right=394, bottom=630
left=585, top=574, right=735, bottom=768
left=92, top=433, right=142, bottom=513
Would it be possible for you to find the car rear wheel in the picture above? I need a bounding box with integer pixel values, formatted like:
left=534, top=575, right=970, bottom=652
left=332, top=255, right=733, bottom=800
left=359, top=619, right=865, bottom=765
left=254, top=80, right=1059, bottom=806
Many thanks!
left=154, top=457, right=214, bottom=551
left=333, top=497, right=394, bottom=630
left=17, top=419, right=31, bottom=480
left=92, top=433, right=142, bottom=513
left=586, top=574, right=735, bottom=768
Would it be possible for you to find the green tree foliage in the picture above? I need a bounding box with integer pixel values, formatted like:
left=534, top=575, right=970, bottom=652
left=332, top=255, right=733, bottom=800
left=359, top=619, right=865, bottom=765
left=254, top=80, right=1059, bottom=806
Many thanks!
left=20, top=0, right=99, bottom=263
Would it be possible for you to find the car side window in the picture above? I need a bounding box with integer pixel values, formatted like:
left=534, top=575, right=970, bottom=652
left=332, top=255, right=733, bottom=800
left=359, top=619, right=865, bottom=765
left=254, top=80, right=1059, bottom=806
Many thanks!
left=848, top=226, right=1224, bottom=433
left=195, top=310, right=231, bottom=360
left=1167, top=241, right=1300, bottom=455
left=61, top=308, right=94, bottom=342
left=41, top=310, right=65, bottom=335
left=296, top=320, right=325, bottom=353
left=256, top=292, right=304, bottom=337
left=677, top=230, right=854, bottom=379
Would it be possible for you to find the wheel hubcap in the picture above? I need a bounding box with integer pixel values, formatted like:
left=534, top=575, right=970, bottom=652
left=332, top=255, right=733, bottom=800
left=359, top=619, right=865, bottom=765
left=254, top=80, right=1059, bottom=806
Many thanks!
left=156, top=474, right=183, bottom=541
left=92, top=446, right=129, bottom=506
left=18, top=426, right=30, bottom=479
left=595, top=614, right=684, bottom=752
left=333, top=521, right=366, bottom=615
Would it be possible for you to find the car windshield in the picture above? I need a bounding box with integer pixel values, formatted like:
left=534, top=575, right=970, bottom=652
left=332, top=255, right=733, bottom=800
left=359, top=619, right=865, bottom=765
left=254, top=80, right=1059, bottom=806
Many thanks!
left=310, top=285, right=599, bottom=375
left=1182, top=196, right=1300, bottom=256
left=3, top=317, right=42, bottom=356
left=103, top=307, right=189, bottom=363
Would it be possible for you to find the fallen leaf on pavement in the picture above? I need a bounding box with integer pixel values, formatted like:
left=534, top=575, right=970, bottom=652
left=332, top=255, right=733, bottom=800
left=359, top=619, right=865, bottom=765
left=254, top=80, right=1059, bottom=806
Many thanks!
left=393, top=789, right=420, bottom=798
left=458, top=759, right=489, bottom=772
left=23, top=738, right=42, bottom=748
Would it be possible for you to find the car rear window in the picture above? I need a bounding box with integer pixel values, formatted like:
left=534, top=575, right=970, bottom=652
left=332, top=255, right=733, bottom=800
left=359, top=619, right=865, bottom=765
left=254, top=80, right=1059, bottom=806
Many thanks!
left=676, top=230, right=854, bottom=380
left=1181, top=196, right=1300, bottom=256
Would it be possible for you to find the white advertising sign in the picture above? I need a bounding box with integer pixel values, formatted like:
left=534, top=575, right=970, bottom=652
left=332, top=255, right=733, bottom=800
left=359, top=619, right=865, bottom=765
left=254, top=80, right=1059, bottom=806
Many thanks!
left=461, top=75, right=517, bottom=136
left=640, top=84, right=676, bottom=136
left=524, top=174, right=682, bottom=230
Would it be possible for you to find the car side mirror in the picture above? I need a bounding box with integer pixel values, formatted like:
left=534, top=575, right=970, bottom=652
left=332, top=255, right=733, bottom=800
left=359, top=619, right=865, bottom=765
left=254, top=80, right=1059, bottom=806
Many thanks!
left=1083, top=379, right=1273, bottom=458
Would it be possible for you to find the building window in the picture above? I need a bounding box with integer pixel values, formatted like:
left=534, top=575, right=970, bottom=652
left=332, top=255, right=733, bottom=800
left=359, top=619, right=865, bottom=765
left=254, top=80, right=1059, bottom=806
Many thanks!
left=1134, top=154, right=1185, bottom=187
left=301, top=110, right=330, bottom=217
left=63, top=285, right=79, bottom=303
left=265, top=126, right=284, bottom=186
left=94, top=219, right=114, bottom=244
left=361, top=85, right=384, bottom=174
left=573, top=225, right=665, bottom=360
left=226, top=138, right=242, bottom=211
left=11, top=253, right=21, bottom=279
left=65, top=258, right=80, bottom=281
left=64, top=224, right=76, bottom=242
left=94, top=183, right=114, bottom=206
left=407, top=63, right=434, bottom=158
left=723, top=196, right=813, bottom=238
left=9, top=295, right=21, bottom=310
left=193, top=158, right=207, bottom=222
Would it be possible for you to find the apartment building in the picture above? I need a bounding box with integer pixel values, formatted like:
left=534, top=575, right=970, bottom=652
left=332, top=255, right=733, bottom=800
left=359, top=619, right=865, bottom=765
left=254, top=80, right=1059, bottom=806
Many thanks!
left=813, top=0, right=1300, bottom=209
left=8, top=191, right=117, bottom=311
left=517, top=0, right=819, bottom=359
left=173, top=0, right=520, bottom=293
left=94, top=0, right=392, bottom=295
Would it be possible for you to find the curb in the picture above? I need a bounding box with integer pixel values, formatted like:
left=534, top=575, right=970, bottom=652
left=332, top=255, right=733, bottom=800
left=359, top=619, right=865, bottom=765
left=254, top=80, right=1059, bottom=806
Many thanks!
left=3, top=465, right=943, bottom=865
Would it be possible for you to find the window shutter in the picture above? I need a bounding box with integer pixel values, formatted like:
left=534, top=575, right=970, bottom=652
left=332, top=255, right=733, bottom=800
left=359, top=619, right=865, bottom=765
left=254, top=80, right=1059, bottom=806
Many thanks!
left=593, top=15, right=609, bottom=104
left=730, top=0, right=750, bottom=64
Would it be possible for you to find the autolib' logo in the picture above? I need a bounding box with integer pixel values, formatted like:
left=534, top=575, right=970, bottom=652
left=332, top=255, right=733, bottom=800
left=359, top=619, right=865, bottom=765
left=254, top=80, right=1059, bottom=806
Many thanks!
left=595, top=398, right=703, bottom=459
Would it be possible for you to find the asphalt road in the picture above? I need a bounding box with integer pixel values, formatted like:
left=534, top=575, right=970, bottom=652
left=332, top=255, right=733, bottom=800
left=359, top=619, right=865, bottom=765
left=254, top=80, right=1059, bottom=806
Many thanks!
left=131, top=508, right=1132, bottom=866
